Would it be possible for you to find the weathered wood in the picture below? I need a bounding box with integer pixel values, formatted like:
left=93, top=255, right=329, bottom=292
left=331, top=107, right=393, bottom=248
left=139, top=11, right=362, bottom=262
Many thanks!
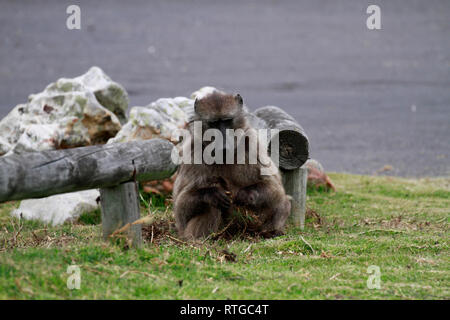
left=100, top=181, right=142, bottom=247
left=0, top=139, right=178, bottom=203
left=253, top=106, right=309, bottom=170
left=281, top=166, right=308, bottom=229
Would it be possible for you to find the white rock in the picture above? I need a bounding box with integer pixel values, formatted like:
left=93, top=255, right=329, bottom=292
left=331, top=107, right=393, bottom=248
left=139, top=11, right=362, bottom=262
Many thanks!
left=12, top=123, right=60, bottom=154
left=0, top=135, right=11, bottom=155
left=0, top=67, right=126, bottom=156
left=109, top=86, right=219, bottom=144
left=71, top=66, right=129, bottom=123
left=11, top=190, right=100, bottom=226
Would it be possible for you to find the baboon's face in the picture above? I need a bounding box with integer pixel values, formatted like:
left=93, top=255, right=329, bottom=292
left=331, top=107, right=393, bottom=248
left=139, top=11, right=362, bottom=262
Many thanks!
left=194, top=93, right=247, bottom=144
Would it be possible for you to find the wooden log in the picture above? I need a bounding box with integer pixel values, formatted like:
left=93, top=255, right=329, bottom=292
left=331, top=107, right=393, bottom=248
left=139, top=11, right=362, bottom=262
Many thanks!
left=281, top=166, right=308, bottom=229
left=253, top=106, right=309, bottom=170
left=0, top=139, right=177, bottom=203
left=100, top=181, right=142, bottom=247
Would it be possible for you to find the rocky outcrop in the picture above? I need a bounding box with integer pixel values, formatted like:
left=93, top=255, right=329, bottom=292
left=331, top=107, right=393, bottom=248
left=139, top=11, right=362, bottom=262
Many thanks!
left=108, top=96, right=193, bottom=144
left=0, top=67, right=127, bottom=156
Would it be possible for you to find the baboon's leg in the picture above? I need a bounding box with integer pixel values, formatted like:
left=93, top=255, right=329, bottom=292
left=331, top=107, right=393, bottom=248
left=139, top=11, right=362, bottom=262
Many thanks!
left=174, top=191, right=203, bottom=233
left=183, top=206, right=223, bottom=239
left=174, top=187, right=231, bottom=235
left=235, top=179, right=285, bottom=209
left=235, top=181, right=291, bottom=235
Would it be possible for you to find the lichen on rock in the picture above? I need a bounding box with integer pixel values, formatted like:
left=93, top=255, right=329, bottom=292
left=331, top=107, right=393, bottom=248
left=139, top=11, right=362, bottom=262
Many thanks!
left=0, top=67, right=127, bottom=156
left=108, top=97, right=193, bottom=144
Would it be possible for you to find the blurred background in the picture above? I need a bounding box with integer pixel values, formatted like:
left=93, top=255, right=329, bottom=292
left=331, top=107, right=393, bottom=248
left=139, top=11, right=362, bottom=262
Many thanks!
left=0, top=0, right=449, bottom=177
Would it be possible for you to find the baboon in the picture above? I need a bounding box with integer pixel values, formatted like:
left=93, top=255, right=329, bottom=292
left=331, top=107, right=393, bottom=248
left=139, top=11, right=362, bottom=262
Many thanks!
left=173, top=91, right=291, bottom=239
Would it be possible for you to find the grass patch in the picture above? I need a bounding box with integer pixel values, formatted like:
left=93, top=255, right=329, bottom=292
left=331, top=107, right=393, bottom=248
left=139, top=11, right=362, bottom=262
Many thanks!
left=0, top=173, right=448, bottom=299
left=77, top=209, right=102, bottom=226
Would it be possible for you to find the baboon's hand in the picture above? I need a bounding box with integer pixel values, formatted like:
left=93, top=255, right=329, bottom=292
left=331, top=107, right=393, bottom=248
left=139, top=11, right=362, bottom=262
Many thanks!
left=235, top=188, right=258, bottom=207
left=202, top=187, right=232, bottom=209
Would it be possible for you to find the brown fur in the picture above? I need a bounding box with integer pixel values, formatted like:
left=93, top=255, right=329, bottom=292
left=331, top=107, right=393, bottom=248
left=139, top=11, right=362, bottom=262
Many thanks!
left=173, top=92, right=291, bottom=240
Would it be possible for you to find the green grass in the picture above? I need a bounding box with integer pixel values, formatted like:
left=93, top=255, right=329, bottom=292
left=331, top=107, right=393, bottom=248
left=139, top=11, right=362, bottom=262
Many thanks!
left=0, top=173, right=449, bottom=299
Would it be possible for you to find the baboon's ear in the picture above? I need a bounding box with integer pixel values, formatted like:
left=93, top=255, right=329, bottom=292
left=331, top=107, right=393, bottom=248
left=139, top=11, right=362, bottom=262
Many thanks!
left=235, top=94, right=243, bottom=107
left=194, top=98, right=199, bottom=113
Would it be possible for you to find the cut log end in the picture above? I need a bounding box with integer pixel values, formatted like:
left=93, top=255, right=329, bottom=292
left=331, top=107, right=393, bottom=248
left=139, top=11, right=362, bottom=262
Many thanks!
left=270, top=129, right=309, bottom=170
left=253, top=106, right=310, bottom=171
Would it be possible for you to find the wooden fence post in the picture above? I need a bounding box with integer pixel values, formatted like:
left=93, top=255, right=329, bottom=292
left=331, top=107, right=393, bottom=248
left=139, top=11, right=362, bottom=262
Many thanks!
left=100, top=181, right=142, bottom=247
left=281, top=166, right=308, bottom=229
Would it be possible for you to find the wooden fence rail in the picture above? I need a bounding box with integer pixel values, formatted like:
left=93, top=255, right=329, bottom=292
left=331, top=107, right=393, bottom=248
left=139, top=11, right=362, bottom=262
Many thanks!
left=0, top=139, right=177, bottom=247
left=0, top=139, right=177, bottom=202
